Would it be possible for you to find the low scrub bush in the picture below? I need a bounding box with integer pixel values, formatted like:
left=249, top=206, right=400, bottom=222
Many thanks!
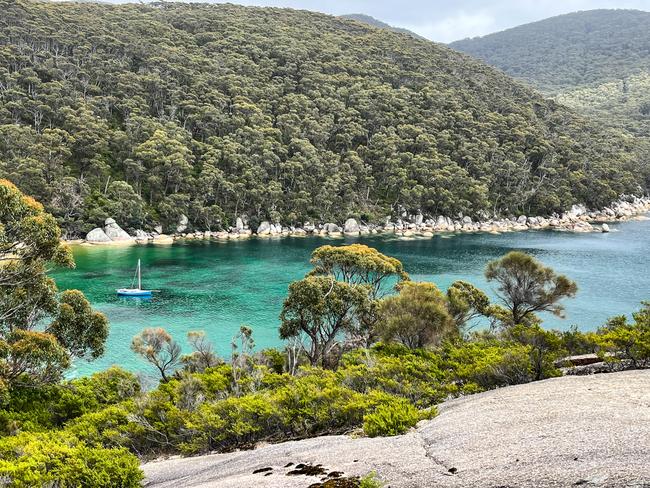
left=362, top=397, right=424, bottom=437
left=0, top=367, right=139, bottom=435
left=0, top=432, right=142, bottom=487
left=595, top=303, right=650, bottom=368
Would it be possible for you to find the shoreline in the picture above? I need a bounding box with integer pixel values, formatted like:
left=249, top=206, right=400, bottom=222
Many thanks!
left=69, top=197, right=650, bottom=247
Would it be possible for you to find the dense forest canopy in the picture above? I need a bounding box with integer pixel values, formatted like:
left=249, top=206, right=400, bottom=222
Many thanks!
left=0, top=1, right=645, bottom=237
left=450, top=9, right=650, bottom=140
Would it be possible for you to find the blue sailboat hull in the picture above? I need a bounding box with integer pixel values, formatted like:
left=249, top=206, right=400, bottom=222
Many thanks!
left=117, top=289, right=153, bottom=297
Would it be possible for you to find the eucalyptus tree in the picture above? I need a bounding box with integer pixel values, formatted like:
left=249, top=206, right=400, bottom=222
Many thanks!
left=279, top=276, right=370, bottom=368
left=377, top=281, right=457, bottom=349
left=485, top=251, right=577, bottom=327
left=0, top=180, right=109, bottom=384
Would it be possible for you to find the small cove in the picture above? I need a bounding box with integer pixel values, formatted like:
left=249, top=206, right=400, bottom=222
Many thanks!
left=52, top=218, right=650, bottom=377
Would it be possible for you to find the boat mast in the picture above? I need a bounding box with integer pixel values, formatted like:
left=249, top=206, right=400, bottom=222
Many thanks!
left=137, top=259, right=141, bottom=290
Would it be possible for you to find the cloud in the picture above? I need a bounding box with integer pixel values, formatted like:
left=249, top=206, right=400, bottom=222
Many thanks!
left=403, top=10, right=496, bottom=43
left=399, top=0, right=650, bottom=41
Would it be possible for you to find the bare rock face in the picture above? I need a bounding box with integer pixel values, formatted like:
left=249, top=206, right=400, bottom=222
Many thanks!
left=153, top=234, right=174, bottom=244
left=143, top=370, right=650, bottom=488
left=343, top=218, right=360, bottom=235
left=85, top=227, right=112, bottom=243
left=257, top=221, right=271, bottom=235
left=176, top=214, right=189, bottom=234
left=134, top=229, right=150, bottom=243
left=323, top=223, right=342, bottom=234
left=104, top=218, right=132, bottom=241
left=235, top=217, right=244, bottom=231
left=568, top=204, right=587, bottom=219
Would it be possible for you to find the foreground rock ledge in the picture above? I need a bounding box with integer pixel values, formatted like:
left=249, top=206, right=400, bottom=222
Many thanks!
left=143, top=370, right=650, bottom=488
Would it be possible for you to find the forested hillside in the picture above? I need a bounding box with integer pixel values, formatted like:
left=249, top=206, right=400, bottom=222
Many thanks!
left=450, top=9, right=650, bottom=138
left=0, top=1, right=645, bottom=237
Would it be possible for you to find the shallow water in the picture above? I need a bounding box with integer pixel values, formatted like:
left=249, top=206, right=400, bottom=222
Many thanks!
left=52, top=218, right=650, bottom=376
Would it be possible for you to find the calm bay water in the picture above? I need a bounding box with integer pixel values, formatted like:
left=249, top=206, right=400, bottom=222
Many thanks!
left=53, top=218, right=650, bottom=377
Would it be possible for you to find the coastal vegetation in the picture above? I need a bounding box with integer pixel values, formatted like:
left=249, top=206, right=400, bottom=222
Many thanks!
left=0, top=0, right=647, bottom=240
left=0, top=184, right=648, bottom=486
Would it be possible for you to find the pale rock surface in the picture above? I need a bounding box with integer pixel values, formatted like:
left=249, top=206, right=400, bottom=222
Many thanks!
left=85, top=227, right=112, bottom=243
left=344, top=218, right=360, bottom=234
left=104, top=218, right=133, bottom=241
left=257, top=221, right=271, bottom=235
left=143, top=370, right=650, bottom=488
left=176, top=214, right=189, bottom=234
left=323, top=223, right=342, bottom=234
left=153, top=234, right=174, bottom=244
left=568, top=204, right=587, bottom=218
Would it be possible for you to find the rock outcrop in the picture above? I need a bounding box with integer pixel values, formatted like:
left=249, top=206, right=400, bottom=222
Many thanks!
left=143, top=370, right=650, bottom=488
left=153, top=234, right=174, bottom=244
left=104, top=218, right=132, bottom=241
left=257, top=221, right=271, bottom=235
left=85, top=227, right=112, bottom=243
left=176, top=214, right=189, bottom=234
left=343, top=218, right=360, bottom=235
left=85, top=218, right=133, bottom=244
left=323, top=223, right=342, bottom=234
left=157, top=195, right=650, bottom=243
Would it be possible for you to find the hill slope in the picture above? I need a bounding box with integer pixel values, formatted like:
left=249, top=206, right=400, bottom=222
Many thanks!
left=0, top=1, right=644, bottom=237
left=143, top=370, right=650, bottom=487
left=450, top=9, right=650, bottom=138
left=450, top=9, right=650, bottom=93
left=340, top=14, right=425, bottom=39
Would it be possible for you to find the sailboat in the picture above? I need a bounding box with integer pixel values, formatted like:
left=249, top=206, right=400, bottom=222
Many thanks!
left=117, top=259, right=153, bottom=297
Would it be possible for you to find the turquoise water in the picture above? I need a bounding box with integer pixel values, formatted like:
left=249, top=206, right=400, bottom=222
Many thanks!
left=52, top=218, right=650, bottom=377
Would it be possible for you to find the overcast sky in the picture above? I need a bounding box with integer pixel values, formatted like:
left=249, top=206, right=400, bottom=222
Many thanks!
left=145, top=0, right=649, bottom=43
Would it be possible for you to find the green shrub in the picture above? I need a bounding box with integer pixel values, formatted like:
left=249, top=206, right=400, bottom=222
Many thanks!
left=258, top=348, right=286, bottom=373
left=0, top=367, right=139, bottom=435
left=184, top=394, right=277, bottom=453
left=362, top=397, right=423, bottom=437
left=560, top=325, right=598, bottom=355
left=595, top=303, right=650, bottom=368
left=442, top=340, right=533, bottom=391
left=508, top=324, right=564, bottom=380
left=360, top=471, right=384, bottom=488
left=273, top=369, right=367, bottom=437
left=64, top=404, right=136, bottom=450
left=340, top=345, right=450, bottom=407
left=0, top=432, right=142, bottom=487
